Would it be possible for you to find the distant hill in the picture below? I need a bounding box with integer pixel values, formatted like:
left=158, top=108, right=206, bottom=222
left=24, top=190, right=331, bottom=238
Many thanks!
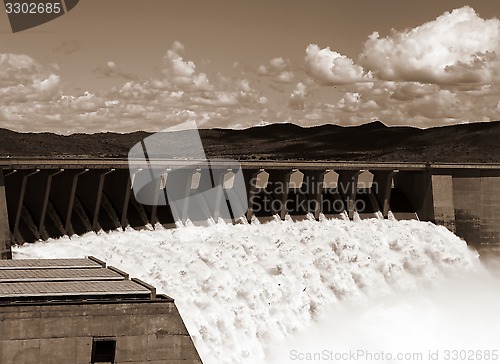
left=1, top=121, right=500, bottom=163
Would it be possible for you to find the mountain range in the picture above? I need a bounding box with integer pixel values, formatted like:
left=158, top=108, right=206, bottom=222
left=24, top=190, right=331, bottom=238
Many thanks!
left=1, top=121, right=500, bottom=163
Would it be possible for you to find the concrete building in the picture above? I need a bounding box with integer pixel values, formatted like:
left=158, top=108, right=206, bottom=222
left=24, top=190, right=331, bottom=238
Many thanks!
left=0, top=256, right=202, bottom=364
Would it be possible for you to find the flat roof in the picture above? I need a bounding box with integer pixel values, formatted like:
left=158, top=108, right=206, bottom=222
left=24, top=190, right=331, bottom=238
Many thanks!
left=0, top=258, right=102, bottom=270
left=0, top=268, right=123, bottom=282
left=0, top=280, right=151, bottom=298
left=0, top=257, right=158, bottom=304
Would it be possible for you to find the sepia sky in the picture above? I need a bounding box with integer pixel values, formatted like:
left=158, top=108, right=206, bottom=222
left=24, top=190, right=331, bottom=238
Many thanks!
left=1, top=0, right=500, bottom=133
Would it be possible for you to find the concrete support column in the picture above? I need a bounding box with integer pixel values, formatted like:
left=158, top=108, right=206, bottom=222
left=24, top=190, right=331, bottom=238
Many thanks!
left=13, top=169, right=40, bottom=242
left=121, top=176, right=132, bottom=228
left=17, top=170, right=50, bottom=240
left=65, top=169, right=88, bottom=235
left=92, top=169, right=115, bottom=231
left=302, top=170, right=327, bottom=220
left=189, top=169, right=214, bottom=223
left=0, top=169, right=12, bottom=259
left=372, top=170, right=398, bottom=218
left=209, top=169, right=229, bottom=221
left=164, top=169, right=194, bottom=223
left=39, top=169, right=64, bottom=240
left=431, top=174, right=456, bottom=232
left=267, top=170, right=292, bottom=220
left=217, top=168, right=247, bottom=222
left=337, top=170, right=363, bottom=219
left=479, top=171, right=500, bottom=245
left=96, top=169, right=128, bottom=230
left=149, top=170, right=164, bottom=226
left=393, top=171, right=455, bottom=231
left=242, top=169, right=261, bottom=222
left=121, top=171, right=138, bottom=228
left=393, top=171, right=432, bottom=220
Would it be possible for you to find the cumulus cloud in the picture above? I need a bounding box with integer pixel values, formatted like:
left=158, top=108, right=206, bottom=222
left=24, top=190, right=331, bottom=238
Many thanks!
left=160, top=41, right=213, bottom=91
left=305, top=44, right=372, bottom=85
left=60, top=92, right=106, bottom=113
left=359, top=6, right=500, bottom=84
left=288, top=83, right=307, bottom=110
left=304, top=6, right=500, bottom=88
left=314, top=80, right=500, bottom=127
left=299, top=6, right=500, bottom=127
left=0, top=54, right=60, bottom=104
left=0, top=42, right=273, bottom=133
left=4, top=8, right=500, bottom=134
left=79, top=43, right=268, bottom=130
left=258, top=57, right=287, bottom=75
left=258, top=57, right=295, bottom=83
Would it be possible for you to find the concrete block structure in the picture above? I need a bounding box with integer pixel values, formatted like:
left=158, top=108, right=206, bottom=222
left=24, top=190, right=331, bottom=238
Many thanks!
left=0, top=257, right=202, bottom=364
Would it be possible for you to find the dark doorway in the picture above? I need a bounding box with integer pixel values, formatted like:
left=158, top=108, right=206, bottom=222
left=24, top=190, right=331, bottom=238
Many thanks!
left=91, top=337, right=116, bottom=364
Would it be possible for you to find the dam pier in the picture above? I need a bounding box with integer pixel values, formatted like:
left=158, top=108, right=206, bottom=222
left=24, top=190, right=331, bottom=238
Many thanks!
left=0, top=158, right=499, bottom=259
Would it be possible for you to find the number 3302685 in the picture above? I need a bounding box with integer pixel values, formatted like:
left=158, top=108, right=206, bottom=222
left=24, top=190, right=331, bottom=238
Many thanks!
left=5, top=3, right=62, bottom=14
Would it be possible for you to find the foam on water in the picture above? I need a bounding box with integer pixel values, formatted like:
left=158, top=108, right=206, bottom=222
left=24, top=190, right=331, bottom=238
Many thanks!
left=13, top=218, right=497, bottom=364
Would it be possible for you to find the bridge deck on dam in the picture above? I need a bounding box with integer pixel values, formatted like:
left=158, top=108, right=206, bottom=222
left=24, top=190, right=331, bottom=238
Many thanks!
left=1, top=158, right=500, bottom=170
left=0, top=158, right=499, bottom=259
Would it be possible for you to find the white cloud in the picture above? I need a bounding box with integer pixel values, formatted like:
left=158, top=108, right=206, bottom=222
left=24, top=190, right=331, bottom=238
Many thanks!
left=33, top=74, right=60, bottom=93
left=60, top=92, right=106, bottom=113
left=278, top=71, right=295, bottom=83
left=319, top=80, right=500, bottom=127
left=360, top=6, right=500, bottom=84
left=304, top=44, right=372, bottom=85
left=257, top=57, right=295, bottom=83
left=0, top=54, right=60, bottom=103
left=269, top=57, right=287, bottom=71
left=298, top=6, right=500, bottom=127
left=0, top=42, right=274, bottom=133
left=161, top=41, right=213, bottom=91
left=288, top=83, right=307, bottom=110
left=4, top=11, right=500, bottom=134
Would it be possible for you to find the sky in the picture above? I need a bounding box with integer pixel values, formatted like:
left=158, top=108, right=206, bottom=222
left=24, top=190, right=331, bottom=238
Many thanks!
left=1, top=0, right=500, bottom=133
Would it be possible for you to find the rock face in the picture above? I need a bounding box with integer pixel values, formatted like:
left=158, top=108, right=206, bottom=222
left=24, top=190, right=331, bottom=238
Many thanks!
left=1, top=120, right=500, bottom=163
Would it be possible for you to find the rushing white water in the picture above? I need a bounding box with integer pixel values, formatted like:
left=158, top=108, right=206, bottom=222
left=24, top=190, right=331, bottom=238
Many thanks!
left=13, top=218, right=499, bottom=364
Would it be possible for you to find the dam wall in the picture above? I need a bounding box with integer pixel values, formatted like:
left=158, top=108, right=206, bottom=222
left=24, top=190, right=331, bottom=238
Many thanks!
left=0, top=160, right=499, bottom=258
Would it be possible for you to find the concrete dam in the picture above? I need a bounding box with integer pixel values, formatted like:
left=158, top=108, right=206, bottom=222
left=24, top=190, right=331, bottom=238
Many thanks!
left=0, top=158, right=499, bottom=259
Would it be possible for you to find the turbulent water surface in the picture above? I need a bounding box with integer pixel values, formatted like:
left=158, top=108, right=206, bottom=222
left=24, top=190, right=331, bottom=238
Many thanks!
left=13, top=217, right=500, bottom=364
